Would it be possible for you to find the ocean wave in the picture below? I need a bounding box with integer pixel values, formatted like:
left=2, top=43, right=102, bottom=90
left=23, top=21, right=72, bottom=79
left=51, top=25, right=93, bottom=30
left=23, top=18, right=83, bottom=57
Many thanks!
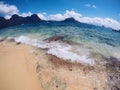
left=14, top=36, right=95, bottom=65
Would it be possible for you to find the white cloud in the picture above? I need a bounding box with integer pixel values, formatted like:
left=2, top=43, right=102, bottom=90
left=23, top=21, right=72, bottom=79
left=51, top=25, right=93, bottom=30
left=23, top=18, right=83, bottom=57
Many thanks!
left=20, top=12, right=32, bottom=17
left=64, top=10, right=82, bottom=19
left=78, top=17, right=120, bottom=30
left=0, top=1, right=19, bottom=15
left=37, top=12, right=47, bottom=20
left=48, top=10, right=82, bottom=21
left=19, top=12, right=47, bottom=20
left=48, top=14, right=64, bottom=21
left=4, top=12, right=33, bottom=19
left=47, top=10, right=120, bottom=30
left=92, top=5, right=96, bottom=8
left=85, top=4, right=91, bottom=7
left=85, top=4, right=97, bottom=8
left=4, top=15, right=11, bottom=19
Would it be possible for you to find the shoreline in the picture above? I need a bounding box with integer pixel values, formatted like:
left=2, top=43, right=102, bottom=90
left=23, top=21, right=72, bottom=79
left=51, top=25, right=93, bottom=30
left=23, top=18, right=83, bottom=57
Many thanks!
left=0, top=40, right=119, bottom=90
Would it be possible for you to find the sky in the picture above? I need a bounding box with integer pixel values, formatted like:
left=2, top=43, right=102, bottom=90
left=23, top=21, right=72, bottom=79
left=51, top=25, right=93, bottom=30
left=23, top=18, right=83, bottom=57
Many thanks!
left=0, top=0, right=120, bottom=30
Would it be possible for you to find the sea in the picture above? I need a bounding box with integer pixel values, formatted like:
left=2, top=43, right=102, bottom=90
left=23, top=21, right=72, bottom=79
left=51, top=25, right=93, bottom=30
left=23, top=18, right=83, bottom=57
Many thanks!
left=0, top=22, right=120, bottom=66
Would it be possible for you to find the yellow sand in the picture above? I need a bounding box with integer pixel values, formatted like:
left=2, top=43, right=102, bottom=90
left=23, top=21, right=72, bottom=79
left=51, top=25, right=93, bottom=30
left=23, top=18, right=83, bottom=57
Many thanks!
left=0, top=41, right=108, bottom=90
left=0, top=41, right=43, bottom=90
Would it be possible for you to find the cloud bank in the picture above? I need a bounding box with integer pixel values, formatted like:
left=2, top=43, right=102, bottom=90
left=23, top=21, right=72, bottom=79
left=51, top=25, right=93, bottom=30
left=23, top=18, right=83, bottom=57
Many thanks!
left=47, top=10, right=120, bottom=30
left=37, top=12, right=47, bottom=20
left=48, top=10, right=82, bottom=21
left=0, top=1, right=19, bottom=19
left=19, top=12, right=32, bottom=17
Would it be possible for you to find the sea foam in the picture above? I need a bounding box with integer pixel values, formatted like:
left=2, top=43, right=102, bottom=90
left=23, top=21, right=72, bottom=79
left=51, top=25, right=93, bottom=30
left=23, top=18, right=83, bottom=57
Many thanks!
left=15, top=36, right=95, bottom=65
left=0, top=37, right=2, bottom=40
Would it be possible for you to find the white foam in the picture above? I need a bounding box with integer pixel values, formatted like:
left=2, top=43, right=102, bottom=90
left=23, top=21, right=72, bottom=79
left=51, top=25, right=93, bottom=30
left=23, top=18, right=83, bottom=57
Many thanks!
left=7, top=37, right=15, bottom=40
left=0, top=37, right=2, bottom=40
left=83, top=40, right=120, bottom=60
left=0, top=37, right=6, bottom=41
left=15, top=36, right=95, bottom=65
left=48, top=47, right=94, bottom=65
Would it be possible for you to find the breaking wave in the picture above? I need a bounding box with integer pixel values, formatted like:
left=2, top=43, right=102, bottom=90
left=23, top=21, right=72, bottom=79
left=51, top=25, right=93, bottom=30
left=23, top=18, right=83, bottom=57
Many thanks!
left=14, top=36, right=95, bottom=65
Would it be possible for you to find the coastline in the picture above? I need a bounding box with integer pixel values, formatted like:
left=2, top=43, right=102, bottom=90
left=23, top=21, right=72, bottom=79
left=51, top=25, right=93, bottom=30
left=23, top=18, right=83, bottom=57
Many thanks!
left=0, top=40, right=119, bottom=90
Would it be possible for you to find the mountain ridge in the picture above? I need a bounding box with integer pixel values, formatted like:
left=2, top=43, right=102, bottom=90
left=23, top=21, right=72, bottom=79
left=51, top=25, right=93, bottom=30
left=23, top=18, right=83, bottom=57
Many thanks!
left=0, top=14, right=119, bottom=32
left=0, top=14, right=45, bottom=29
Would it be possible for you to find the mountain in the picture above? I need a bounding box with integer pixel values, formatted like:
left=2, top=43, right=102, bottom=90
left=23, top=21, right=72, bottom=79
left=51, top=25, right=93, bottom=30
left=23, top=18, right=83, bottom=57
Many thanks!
left=61, top=18, right=80, bottom=23
left=61, top=18, right=119, bottom=31
left=0, top=15, right=118, bottom=32
left=113, top=29, right=120, bottom=32
left=60, top=17, right=99, bottom=28
left=0, top=17, right=7, bottom=29
left=0, top=14, right=45, bottom=29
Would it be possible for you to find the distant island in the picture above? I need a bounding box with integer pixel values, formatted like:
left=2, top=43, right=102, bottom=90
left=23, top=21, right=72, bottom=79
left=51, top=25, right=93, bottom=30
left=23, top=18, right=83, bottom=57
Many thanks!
left=0, top=14, right=45, bottom=29
left=0, top=14, right=120, bottom=32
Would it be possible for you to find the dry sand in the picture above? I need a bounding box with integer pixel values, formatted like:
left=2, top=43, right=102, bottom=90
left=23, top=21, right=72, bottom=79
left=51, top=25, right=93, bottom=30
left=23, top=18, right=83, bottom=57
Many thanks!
left=0, top=41, right=43, bottom=90
left=0, top=40, right=108, bottom=90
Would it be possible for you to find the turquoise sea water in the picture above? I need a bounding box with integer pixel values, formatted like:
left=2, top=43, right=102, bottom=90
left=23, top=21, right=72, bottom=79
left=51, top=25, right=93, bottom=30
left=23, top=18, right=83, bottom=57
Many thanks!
left=0, top=22, right=120, bottom=65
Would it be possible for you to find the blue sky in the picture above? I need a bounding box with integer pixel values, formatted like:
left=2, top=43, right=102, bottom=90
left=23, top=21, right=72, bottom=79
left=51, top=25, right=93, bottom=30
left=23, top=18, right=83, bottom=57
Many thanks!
left=0, top=0, right=120, bottom=30
left=1, top=0, right=120, bottom=21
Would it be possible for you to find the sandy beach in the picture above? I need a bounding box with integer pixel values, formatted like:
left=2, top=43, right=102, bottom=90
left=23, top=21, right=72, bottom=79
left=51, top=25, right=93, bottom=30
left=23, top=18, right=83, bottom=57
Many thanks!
left=0, top=40, right=119, bottom=90
left=0, top=40, right=43, bottom=90
left=0, top=0, right=120, bottom=89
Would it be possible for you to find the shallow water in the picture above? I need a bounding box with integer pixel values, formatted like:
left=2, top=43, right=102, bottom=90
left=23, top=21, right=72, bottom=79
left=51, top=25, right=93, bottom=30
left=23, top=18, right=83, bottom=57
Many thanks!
left=0, top=22, right=120, bottom=65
